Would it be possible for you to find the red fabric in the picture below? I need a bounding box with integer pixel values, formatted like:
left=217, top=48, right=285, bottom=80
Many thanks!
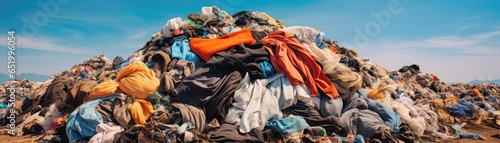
left=261, top=31, right=339, bottom=98
left=190, top=28, right=256, bottom=61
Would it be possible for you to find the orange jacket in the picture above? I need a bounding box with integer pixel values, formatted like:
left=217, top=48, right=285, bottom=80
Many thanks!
left=261, top=31, right=339, bottom=98
left=190, top=28, right=256, bottom=61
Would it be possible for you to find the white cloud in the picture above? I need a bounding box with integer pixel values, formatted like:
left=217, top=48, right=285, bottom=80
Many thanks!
left=0, top=35, right=89, bottom=54
left=458, top=24, right=479, bottom=30
left=368, top=30, right=500, bottom=54
left=359, top=30, right=500, bottom=82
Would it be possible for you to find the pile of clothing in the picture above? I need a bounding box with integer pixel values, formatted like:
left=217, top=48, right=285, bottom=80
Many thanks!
left=1, top=6, right=499, bottom=143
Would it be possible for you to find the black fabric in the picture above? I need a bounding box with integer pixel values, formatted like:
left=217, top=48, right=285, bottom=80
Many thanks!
left=399, top=66, right=410, bottom=73
left=394, top=122, right=419, bottom=142
left=232, top=11, right=269, bottom=27
left=282, top=101, right=344, bottom=136
left=209, top=124, right=265, bottom=142
left=175, top=43, right=269, bottom=123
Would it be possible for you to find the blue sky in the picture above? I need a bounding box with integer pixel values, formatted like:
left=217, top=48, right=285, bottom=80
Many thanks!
left=1, top=0, right=499, bottom=83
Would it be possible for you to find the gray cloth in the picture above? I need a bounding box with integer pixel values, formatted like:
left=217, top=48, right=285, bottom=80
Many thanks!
left=166, top=59, right=195, bottom=87
left=313, top=93, right=343, bottom=118
left=340, top=109, right=385, bottom=138
left=171, top=103, right=206, bottom=131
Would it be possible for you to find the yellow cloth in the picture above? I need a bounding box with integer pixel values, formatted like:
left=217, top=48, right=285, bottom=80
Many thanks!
left=88, top=61, right=159, bottom=125
left=367, top=87, right=385, bottom=102
left=128, top=99, right=154, bottom=125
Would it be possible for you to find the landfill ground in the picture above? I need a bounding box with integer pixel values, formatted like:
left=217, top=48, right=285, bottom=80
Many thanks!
left=0, top=124, right=498, bottom=143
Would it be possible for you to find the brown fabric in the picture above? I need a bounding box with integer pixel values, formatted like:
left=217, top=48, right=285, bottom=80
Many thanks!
left=170, top=103, right=207, bottom=131
left=166, top=59, right=195, bottom=87
left=68, top=79, right=98, bottom=108
left=96, top=93, right=135, bottom=128
left=209, top=124, right=264, bottom=142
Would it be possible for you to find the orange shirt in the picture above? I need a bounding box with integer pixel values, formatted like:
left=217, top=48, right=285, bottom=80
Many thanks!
left=262, top=31, right=339, bottom=98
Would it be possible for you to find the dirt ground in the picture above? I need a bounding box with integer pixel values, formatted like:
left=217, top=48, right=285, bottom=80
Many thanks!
left=0, top=125, right=499, bottom=143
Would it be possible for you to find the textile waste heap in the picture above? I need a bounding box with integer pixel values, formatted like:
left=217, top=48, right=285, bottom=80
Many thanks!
left=1, top=6, right=500, bottom=143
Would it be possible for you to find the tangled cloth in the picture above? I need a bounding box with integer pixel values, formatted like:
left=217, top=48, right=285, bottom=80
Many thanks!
left=261, top=30, right=339, bottom=98
left=87, top=61, right=159, bottom=124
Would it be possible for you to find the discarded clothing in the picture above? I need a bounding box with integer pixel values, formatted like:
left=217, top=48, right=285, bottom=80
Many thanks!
left=176, top=43, right=269, bottom=123
left=259, top=61, right=276, bottom=79
left=447, top=99, right=477, bottom=118
left=209, top=124, right=264, bottom=142
left=266, top=116, right=309, bottom=135
left=343, top=98, right=400, bottom=132
left=88, top=61, right=158, bottom=125
left=282, top=101, right=343, bottom=136
left=96, top=93, right=135, bottom=128
left=66, top=94, right=119, bottom=143
left=190, top=28, right=256, bottom=61
left=88, top=123, right=124, bottom=143
left=170, top=35, right=200, bottom=65
left=262, top=30, right=339, bottom=98
left=283, top=26, right=326, bottom=48
left=170, top=103, right=207, bottom=131
left=340, top=109, right=387, bottom=138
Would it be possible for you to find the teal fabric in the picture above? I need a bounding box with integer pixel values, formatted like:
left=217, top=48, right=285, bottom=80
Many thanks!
left=171, top=35, right=200, bottom=66
left=66, top=94, right=119, bottom=143
left=258, top=61, right=276, bottom=79
left=266, top=116, right=309, bottom=135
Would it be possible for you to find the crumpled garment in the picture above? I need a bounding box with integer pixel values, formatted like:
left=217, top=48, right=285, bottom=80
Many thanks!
left=170, top=103, right=206, bottom=131
left=472, top=88, right=481, bottom=96
left=343, top=98, right=400, bottom=132
left=308, top=42, right=361, bottom=101
left=367, top=86, right=386, bottom=103
left=258, top=61, right=276, bottom=79
left=266, top=116, right=309, bottom=135
left=225, top=73, right=311, bottom=133
left=170, top=35, right=200, bottom=65
left=67, top=79, right=98, bottom=111
left=312, top=92, right=343, bottom=118
left=96, top=93, right=135, bottom=128
left=189, top=28, right=256, bottom=62
left=282, top=101, right=343, bottom=136
left=88, top=123, right=124, bottom=143
left=66, top=94, right=119, bottom=143
left=36, top=103, right=62, bottom=132
left=162, top=17, right=183, bottom=38
left=340, top=109, right=387, bottom=138
left=447, top=99, right=477, bottom=118
left=262, top=30, right=339, bottom=98
left=166, top=59, right=195, bottom=87
left=144, top=50, right=171, bottom=78
left=209, top=124, right=264, bottom=142
left=88, top=61, right=159, bottom=125
left=283, top=26, right=327, bottom=48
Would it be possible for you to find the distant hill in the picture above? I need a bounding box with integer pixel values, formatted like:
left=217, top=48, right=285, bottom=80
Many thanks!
left=0, top=73, right=9, bottom=83
left=1, top=73, right=50, bottom=83
left=469, top=79, right=500, bottom=85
